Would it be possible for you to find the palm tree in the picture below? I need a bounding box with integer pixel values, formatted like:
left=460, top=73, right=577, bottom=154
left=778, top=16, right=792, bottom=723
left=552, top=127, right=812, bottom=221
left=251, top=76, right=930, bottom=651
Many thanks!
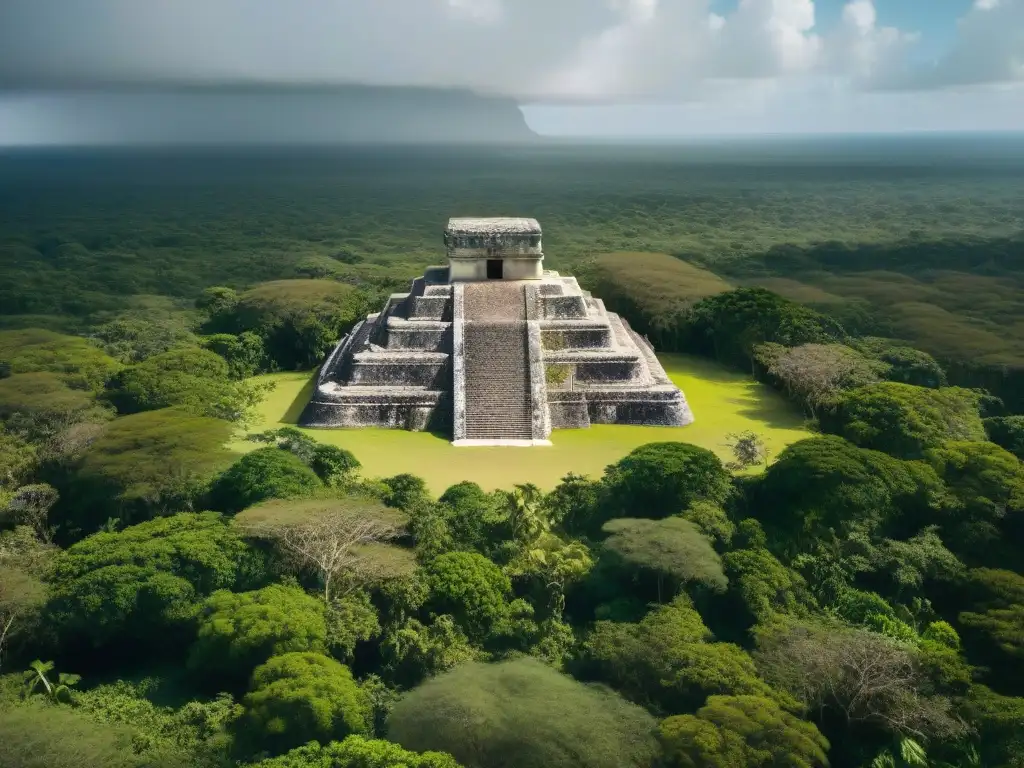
left=22, top=659, right=81, bottom=703
left=505, top=483, right=548, bottom=545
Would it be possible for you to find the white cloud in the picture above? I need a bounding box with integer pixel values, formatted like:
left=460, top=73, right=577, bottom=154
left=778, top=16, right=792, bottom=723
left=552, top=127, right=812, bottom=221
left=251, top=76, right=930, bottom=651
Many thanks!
left=0, top=0, right=1020, bottom=106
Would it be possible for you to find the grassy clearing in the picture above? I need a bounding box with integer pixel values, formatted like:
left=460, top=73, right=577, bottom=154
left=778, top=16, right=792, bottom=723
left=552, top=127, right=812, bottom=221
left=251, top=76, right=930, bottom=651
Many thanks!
left=233, top=353, right=812, bottom=494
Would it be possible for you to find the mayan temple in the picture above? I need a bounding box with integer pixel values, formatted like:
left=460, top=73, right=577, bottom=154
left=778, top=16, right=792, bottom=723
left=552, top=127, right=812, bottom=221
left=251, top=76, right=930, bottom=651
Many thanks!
left=300, top=218, right=694, bottom=445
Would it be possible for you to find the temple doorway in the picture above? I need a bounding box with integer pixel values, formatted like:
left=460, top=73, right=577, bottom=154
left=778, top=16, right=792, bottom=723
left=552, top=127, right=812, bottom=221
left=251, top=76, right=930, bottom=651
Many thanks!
left=486, top=259, right=503, bottom=279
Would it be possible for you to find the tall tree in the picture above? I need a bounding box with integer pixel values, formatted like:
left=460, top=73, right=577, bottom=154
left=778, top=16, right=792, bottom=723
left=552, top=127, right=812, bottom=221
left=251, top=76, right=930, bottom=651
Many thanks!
left=234, top=497, right=412, bottom=601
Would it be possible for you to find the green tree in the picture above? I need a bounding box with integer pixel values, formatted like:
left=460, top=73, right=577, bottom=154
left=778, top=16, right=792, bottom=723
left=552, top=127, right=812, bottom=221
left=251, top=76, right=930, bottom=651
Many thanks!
left=380, top=615, right=484, bottom=689
left=761, top=342, right=884, bottom=418
left=0, top=566, right=46, bottom=673
left=602, top=517, right=727, bottom=595
left=581, top=594, right=780, bottom=714
left=821, top=382, right=985, bottom=459
left=381, top=474, right=431, bottom=511
left=658, top=695, right=829, bottom=768
left=0, top=372, right=113, bottom=450
left=755, top=620, right=967, bottom=743
left=423, top=552, right=513, bottom=642
left=243, top=736, right=462, bottom=768
left=202, top=332, right=268, bottom=378
left=925, top=441, right=1024, bottom=563
left=755, top=436, right=944, bottom=556
left=435, top=482, right=507, bottom=555
left=47, top=512, right=260, bottom=650
left=854, top=338, right=947, bottom=389
left=602, top=442, right=732, bottom=525
left=210, top=448, right=323, bottom=513
left=387, top=658, right=658, bottom=768
left=0, top=328, right=121, bottom=392
left=105, top=346, right=261, bottom=422
left=234, top=497, right=411, bottom=601
left=984, top=415, right=1024, bottom=461
left=211, top=280, right=369, bottom=370
left=0, top=428, right=36, bottom=489
left=722, top=547, right=817, bottom=625
left=236, top=652, right=371, bottom=758
left=961, top=685, right=1024, bottom=768
left=544, top=472, right=604, bottom=536
left=189, top=584, right=328, bottom=684
left=688, top=288, right=845, bottom=370
left=70, top=408, right=235, bottom=530
left=249, top=428, right=362, bottom=487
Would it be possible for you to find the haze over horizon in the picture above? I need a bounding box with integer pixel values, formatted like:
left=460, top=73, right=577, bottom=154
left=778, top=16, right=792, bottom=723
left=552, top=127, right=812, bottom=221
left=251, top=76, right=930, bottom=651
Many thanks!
left=1, top=0, right=1022, bottom=144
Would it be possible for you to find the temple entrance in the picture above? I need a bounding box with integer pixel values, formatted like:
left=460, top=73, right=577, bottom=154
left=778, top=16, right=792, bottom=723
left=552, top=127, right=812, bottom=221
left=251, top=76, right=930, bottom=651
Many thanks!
left=486, top=259, right=503, bottom=279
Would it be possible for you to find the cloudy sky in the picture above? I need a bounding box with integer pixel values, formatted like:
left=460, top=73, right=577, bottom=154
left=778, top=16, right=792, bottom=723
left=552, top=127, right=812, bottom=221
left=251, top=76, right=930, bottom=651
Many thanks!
left=0, top=0, right=1022, bottom=140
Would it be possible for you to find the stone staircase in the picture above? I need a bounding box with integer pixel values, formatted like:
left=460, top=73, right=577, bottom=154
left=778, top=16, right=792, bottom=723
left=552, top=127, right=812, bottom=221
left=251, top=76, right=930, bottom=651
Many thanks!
left=462, top=283, right=533, bottom=441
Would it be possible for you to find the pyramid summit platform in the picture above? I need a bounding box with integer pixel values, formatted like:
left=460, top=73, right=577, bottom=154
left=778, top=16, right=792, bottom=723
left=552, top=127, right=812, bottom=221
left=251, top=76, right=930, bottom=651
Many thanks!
left=299, top=217, right=694, bottom=446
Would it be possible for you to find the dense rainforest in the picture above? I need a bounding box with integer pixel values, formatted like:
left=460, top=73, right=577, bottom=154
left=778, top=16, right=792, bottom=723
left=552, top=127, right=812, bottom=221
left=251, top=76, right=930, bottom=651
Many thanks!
left=1, top=143, right=1023, bottom=768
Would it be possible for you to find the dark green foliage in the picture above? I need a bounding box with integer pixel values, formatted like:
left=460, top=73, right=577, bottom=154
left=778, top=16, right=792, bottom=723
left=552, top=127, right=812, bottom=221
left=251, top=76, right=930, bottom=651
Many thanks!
left=961, top=685, right=1024, bottom=768
left=722, top=547, right=817, bottom=624
left=958, top=568, right=1024, bottom=680
left=0, top=329, right=120, bottom=392
left=755, top=435, right=945, bottom=553
left=601, top=517, right=727, bottom=592
left=70, top=408, right=235, bottom=530
left=210, top=448, right=323, bottom=514
left=543, top=472, right=604, bottom=535
left=325, top=591, right=381, bottom=662
left=435, top=482, right=507, bottom=554
left=381, top=474, right=431, bottom=511
left=602, top=442, right=732, bottom=524
left=821, top=382, right=985, bottom=459
left=250, top=428, right=361, bottom=487
left=209, top=280, right=370, bottom=370
left=658, top=695, right=830, bottom=768
left=202, top=332, right=268, bottom=378
left=237, top=652, right=371, bottom=758
left=423, top=552, right=512, bottom=641
left=0, top=428, right=36, bottom=488
left=580, top=595, right=780, bottom=715
left=105, top=346, right=252, bottom=420
left=72, top=680, right=240, bottom=766
left=47, top=512, right=260, bottom=650
left=243, top=736, right=462, bottom=768
left=388, top=658, right=659, bottom=768
left=189, top=584, right=329, bottom=684
left=926, top=441, right=1024, bottom=563
left=854, top=337, right=947, bottom=388
left=687, top=288, right=846, bottom=369
left=984, top=415, right=1024, bottom=460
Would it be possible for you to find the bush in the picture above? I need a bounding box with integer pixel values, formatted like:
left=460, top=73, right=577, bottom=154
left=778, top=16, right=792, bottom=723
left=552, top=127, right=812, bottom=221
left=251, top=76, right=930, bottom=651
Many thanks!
left=237, top=652, right=371, bottom=758
left=189, top=584, right=329, bottom=685
left=210, top=448, right=323, bottom=513
left=243, top=736, right=462, bottom=768
left=424, top=552, right=512, bottom=641
left=209, top=280, right=369, bottom=370
left=47, top=512, right=260, bottom=652
left=70, top=408, right=235, bottom=531
left=0, top=328, right=120, bottom=392
left=821, top=382, right=986, bottom=459
left=602, top=442, right=732, bottom=525
left=387, top=658, right=658, bottom=768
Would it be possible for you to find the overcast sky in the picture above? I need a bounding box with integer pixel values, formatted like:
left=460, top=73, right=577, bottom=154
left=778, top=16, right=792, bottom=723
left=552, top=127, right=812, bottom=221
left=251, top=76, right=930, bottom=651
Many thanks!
left=0, top=0, right=1022, bottom=141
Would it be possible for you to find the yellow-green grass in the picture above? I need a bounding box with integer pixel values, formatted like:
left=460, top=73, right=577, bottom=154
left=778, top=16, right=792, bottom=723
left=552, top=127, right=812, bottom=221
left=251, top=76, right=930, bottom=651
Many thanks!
left=232, top=354, right=813, bottom=495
